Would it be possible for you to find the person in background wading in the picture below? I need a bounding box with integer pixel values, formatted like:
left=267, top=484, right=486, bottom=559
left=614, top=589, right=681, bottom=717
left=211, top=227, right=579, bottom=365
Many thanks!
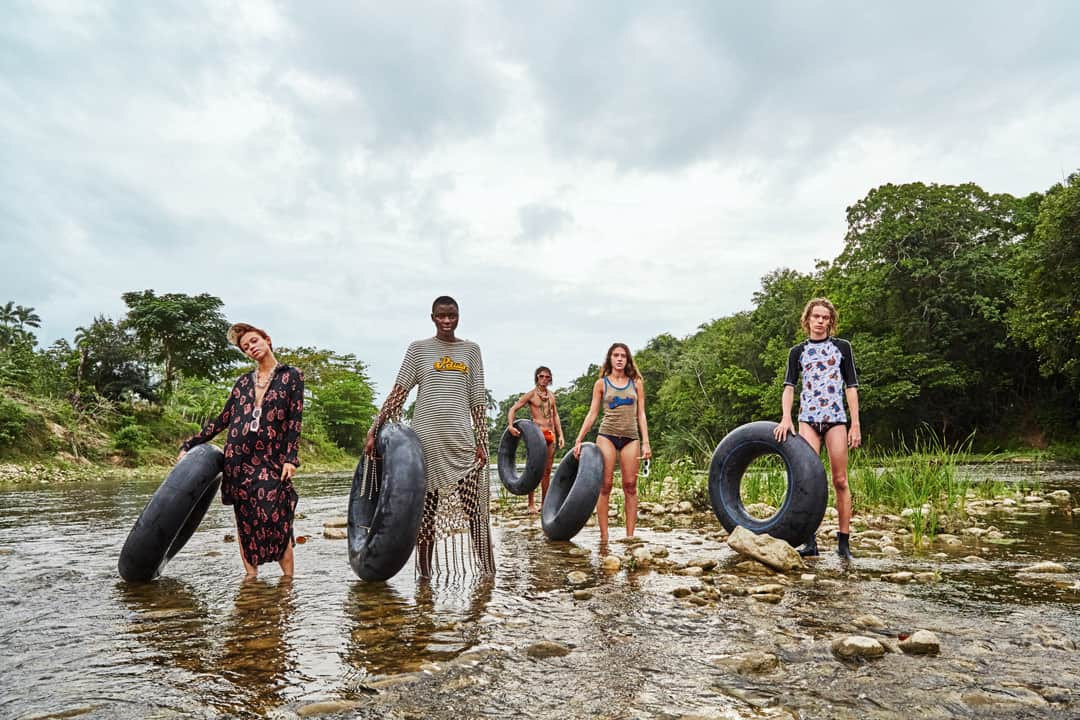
left=774, top=297, right=861, bottom=560
left=507, top=366, right=565, bottom=513
left=572, top=342, right=652, bottom=543
left=178, top=323, right=304, bottom=577
left=364, top=296, right=495, bottom=577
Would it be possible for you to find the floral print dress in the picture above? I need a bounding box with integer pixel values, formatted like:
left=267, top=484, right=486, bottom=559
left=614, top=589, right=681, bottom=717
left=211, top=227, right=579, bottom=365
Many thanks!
left=180, top=364, right=304, bottom=565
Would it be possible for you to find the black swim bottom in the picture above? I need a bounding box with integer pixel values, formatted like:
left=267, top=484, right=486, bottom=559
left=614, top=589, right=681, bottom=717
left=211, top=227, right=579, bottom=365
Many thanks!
left=803, top=421, right=846, bottom=437
left=598, top=433, right=637, bottom=452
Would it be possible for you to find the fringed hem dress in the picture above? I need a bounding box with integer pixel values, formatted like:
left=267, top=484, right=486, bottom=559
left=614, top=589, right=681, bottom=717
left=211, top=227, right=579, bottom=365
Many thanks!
left=392, top=337, right=493, bottom=575
left=180, top=364, right=304, bottom=566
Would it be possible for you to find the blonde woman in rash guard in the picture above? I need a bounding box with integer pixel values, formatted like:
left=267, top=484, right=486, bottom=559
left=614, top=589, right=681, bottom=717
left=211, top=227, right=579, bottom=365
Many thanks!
left=572, top=342, right=651, bottom=543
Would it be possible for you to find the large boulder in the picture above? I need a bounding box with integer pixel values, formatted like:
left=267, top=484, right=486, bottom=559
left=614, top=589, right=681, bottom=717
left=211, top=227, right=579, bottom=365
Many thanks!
left=726, top=526, right=804, bottom=572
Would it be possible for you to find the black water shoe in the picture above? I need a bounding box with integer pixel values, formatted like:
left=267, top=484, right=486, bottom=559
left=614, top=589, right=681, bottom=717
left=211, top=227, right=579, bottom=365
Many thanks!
left=798, top=536, right=819, bottom=557
left=836, top=532, right=853, bottom=560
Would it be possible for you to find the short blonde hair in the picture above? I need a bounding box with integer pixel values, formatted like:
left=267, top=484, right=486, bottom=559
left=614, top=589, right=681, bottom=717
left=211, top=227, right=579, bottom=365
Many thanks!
left=800, top=298, right=838, bottom=336
left=227, top=322, right=271, bottom=349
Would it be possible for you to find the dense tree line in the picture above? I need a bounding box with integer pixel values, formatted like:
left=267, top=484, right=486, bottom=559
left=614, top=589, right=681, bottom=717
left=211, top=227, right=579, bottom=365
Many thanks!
left=0, top=291, right=378, bottom=462
left=499, top=175, right=1080, bottom=460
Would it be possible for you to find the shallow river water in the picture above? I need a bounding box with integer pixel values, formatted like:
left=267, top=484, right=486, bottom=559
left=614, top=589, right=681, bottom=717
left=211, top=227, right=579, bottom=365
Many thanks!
left=0, top=465, right=1077, bottom=719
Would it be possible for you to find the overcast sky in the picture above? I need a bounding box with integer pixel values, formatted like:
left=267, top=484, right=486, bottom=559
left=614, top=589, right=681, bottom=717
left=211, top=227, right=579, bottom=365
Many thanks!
left=3, top=1, right=1078, bottom=404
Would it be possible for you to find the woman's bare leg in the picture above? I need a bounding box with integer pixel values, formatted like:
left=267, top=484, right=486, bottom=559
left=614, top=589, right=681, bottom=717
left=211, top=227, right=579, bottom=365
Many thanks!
left=618, top=441, right=640, bottom=537
left=595, top=436, right=617, bottom=543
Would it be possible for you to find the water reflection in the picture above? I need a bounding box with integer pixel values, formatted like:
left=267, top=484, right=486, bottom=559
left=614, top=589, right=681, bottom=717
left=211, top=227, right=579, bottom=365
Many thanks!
left=116, top=577, right=214, bottom=676
left=218, top=577, right=297, bottom=715
left=343, top=576, right=493, bottom=678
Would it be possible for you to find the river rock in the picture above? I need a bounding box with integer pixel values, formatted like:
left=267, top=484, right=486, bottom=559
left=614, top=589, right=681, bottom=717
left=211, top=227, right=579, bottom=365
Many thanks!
left=567, top=546, right=590, bottom=557
left=616, top=535, right=645, bottom=545
left=832, top=636, right=886, bottom=659
left=733, top=559, right=777, bottom=576
left=882, top=571, right=913, bottom=583
left=688, top=557, right=718, bottom=571
left=712, top=650, right=780, bottom=674
left=631, top=547, right=652, bottom=566
left=749, top=583, right=785, bottom=595
left=676, top=500, right=694, bottom=514
left=681, top=566, right=704, bottom=577
left=800, top=573, right=816, bottom=583
left=526, top=641, right=572, bottom=659
left=899, top=630, right=940, bottom=655
left=752, top=593, right=782, bottom=604
left=223, top=533, right=236, bottom=543
left=854, top=614, right=886, bottom=629
left=913, top=571, right=940, bottom=583
left=1046, top=489, right=1072, bottom=504
left=726, top=526, right=803, bottom=572
left=672, top=586, right=692, bottom=598
left=323, top=516, right=348, bottom=528
left=566, top=571, right=589, bottom=584
left=649, top=546, right=669, bottom=558
left=1019, top=561, right=1067, bottom=573
left=962, top=687, right=1048, bottom=711
left=882, top=545, right=901, bottom=557
left=1022, top=495, right=1044, bottom=503
left=297, top=700, right=365, bottom=716
left=572, top=590, right=592, bottom=600
left=601, top=555, right=622, bottom=572
left=962, top=555, right=983, bottom=562
left=323, top=527, right=347, bottom=540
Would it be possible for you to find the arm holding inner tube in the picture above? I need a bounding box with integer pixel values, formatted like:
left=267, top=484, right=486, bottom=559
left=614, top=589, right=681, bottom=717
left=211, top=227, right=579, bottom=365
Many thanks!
left=573, top=379, right=604, bottom=458
left=506, top=390, right=532, bottom=437
left=364, top=384, right=409, bottom=458
left=774, top=385, right=796, bottom=442
left=178, top=386, right=236, bottom=460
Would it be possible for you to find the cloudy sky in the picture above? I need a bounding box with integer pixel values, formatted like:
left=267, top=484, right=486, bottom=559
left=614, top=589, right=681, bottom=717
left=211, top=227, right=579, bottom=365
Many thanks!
left=3, top=1, right=1078, bottom=403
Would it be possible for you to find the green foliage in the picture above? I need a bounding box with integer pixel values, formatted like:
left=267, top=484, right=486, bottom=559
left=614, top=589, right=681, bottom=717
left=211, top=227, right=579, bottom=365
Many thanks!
left=121, top=290, right=235, bottom=392
left=113, top=424, right=151, bottom=463
left=0, top=395, right=31, bottom=448
left=75, top=316, right=154, bottom=401
left=274, top=346, right=377, bottom=453
left=1008, top=172, right=1080, bottom=390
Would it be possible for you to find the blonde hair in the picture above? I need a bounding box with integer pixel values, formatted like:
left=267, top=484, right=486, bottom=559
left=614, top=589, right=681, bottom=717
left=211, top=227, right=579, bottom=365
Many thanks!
left=800, top=298, right=838, bottom=336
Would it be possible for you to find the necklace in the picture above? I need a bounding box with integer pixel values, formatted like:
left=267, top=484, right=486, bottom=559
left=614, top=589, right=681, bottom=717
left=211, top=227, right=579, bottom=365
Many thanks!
left=254, top=364, right=279, bottom=390
left=536, top=387, right=552, bottom=418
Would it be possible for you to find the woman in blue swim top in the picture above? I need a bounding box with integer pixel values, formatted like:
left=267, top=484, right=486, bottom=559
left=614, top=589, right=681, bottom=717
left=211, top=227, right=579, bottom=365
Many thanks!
left=573, top=342, right=651, bottom=542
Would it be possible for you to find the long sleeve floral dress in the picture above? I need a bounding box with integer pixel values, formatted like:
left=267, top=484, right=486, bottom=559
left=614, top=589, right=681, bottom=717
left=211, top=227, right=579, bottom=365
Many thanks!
left=180, top=364, right=304, bottom=566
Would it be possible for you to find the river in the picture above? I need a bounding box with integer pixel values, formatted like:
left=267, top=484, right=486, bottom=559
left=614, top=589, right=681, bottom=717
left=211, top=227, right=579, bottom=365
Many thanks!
left=0, top=465, right=1077, bottom=719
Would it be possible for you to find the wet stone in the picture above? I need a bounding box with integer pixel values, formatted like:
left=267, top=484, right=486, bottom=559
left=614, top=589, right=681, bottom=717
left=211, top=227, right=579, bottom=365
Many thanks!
left=223, top=534, right=236, bottom=543
left=749, top=583, right=785, bottom=595
left=854, top=614, right=886, bottom=629
left=882, top=571, right=914, bottom=583
left=672, top=586, right=693, bottom=598
left=832, top=636, right=887, bottom=659
left=752, top=593, right=782, bottom=604
left=689, top=595, right=710, bottom=606
left=323, top=516, right=348, bottom=528
left=649, top=546, right=669, bottom=558
left=526, top=641, right=571, bottom=659
left=688, top=557, right=718, bottom=570
left=681, top=566, right=705, bottom=577
left=601, top=556, right=622, bottom=572
left=616, top=535, right=645, bottom=545
left=899, top=630, right=941, bottom=655
left=631, top=547, right=652, bottom=566
left=1019, top=561, right=1067, bottom=574
left=297, top=700, right=365, bottom=716
left=572, top=590, right=592, bottom=601
left=567, top=547, right=590, bottom=557
left=323, top=527, right=347, bottom=540
left=913, top=572, right=940, bottom=584
left=566, top=571, right=589, bottom=584
left=711, top=650, right=780, bottom=674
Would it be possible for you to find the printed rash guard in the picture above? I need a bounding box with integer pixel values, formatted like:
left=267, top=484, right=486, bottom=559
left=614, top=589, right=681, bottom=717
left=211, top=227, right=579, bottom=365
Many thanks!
left=783, top=337, right=858, bottom=424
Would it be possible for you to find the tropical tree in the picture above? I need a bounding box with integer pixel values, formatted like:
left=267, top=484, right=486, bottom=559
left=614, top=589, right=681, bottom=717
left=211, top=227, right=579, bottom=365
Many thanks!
left=75, top=316, right=154, bottom=401
left=1008, top=172, right=1080, bottom=390
left=120, top=290, right=234, bottom=393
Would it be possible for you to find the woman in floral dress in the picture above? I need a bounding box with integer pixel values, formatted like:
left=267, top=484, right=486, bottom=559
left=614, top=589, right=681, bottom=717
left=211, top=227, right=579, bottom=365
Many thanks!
left=179, top=323, right=304, bottom=577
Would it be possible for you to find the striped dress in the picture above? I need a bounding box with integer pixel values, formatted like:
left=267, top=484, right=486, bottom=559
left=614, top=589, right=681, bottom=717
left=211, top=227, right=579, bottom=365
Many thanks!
left=394, top=337, right=487, bottom=492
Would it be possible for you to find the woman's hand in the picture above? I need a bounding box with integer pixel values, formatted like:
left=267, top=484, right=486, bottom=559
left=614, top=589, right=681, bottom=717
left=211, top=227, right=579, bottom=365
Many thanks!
left=281, top=463, right=297, bottom=482
left=508, top=423, right=520, bottom=437
left=773, top=418, right=795, bottom=441
left=640, top=441, right=652, bottom=460
left=848, top=423, right=862, bottom=449
left=475, top=443, right=488, bottom=464
left=364, top=428, right=377, bottom=459
left=573, top=439, right=582, bottom=458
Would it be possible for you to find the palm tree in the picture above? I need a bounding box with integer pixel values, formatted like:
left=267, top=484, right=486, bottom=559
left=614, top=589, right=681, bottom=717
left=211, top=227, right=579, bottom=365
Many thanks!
left=14, top=305, right=41, bottom=331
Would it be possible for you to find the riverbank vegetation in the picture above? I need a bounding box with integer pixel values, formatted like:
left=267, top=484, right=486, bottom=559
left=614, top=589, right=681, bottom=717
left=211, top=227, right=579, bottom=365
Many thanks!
left=0, top=293, right=376, bottom=473
left=498, top=174, right=1080, bottom=462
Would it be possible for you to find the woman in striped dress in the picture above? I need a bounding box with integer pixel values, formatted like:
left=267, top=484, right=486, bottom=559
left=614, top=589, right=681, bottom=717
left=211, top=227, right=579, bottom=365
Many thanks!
left=365, top=296, right=494, bottom=577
